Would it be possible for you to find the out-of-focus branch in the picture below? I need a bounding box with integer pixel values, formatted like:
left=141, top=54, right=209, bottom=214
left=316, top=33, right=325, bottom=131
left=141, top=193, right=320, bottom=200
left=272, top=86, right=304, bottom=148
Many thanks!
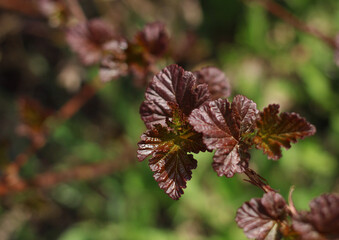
left=56, top=83, right=98, bottom=121
left=3, top=82, right=102, bottom=186
left=65, top=0, right=87, bottom=22
left=0, top=143, right=135, bottom=196
left=245, top=0, right=336, bottom=49
left=0, top=0, right=40, bottom=16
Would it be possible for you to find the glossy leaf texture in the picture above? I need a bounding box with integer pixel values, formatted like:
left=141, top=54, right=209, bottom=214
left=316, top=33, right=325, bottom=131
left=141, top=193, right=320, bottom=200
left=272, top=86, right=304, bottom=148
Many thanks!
left=66, top=19, right=119, bottom=65
left=253, top=104, right=316, bottom=160
left=138, top=65, right=209, bottom=199
left=236, top=192, right=288, bottom=240
left=194, top=66, right=231, bottom=100
left=292, top=194, right=339, bottom=240
left=137, top=122, right=203, bottom=200
left=135, top=22, right=169, bottom=58
left=189, top=95, right=258, bottom=177
left=140, top=64, right=210, bottom=129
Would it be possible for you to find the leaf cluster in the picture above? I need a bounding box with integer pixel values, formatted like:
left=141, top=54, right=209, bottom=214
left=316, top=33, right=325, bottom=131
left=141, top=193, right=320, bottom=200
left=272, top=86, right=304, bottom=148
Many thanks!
left=66, top=20, right=169, bottom=85
left=138, top=64, right=316, bottom=200
left=236, top=192, right=339, bottom=240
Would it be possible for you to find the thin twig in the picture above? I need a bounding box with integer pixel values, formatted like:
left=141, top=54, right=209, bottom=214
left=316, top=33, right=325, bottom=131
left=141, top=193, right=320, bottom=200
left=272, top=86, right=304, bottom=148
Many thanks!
left=245, top=0, right=336, bottom=49
left=3, top=82, right=101, bottom=185
left=0, top=144, right=135, bottom=196
left=56, top=83, right=99, bottom=121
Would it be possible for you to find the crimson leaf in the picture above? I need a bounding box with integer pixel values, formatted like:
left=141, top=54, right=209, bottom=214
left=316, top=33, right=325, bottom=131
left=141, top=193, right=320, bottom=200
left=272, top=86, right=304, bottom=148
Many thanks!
left=194, top=66, right=231, bottom=100
left=138, top=65, right=209, bottom=199
left=189, top=95, right=258, bottom=177
left=135, top=22, right=169, bottom=58
left=140, top=64, right=210, bottom=129
left=253, top=104, right=316, bottom=160
left=66, top=19, right=118, bottom=65
left=137, top=122, right=202, bottom=200
left=292, top=194, right=339, bottom=240
left=236, top=192, right=288, bottom=240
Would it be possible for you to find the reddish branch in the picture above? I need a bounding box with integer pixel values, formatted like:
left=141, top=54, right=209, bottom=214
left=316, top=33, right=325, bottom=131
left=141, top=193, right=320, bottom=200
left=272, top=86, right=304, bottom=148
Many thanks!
left=0, top=0, right=40, bottom=16
left=56, top=83, right=98, bottom=121
left=3, top=83, right=101, bottom=188
left=64, top=0, right=87, bottom=22
left=247, top=0, right=336, bottom=49
left=0, top=154, right=135, bottom=196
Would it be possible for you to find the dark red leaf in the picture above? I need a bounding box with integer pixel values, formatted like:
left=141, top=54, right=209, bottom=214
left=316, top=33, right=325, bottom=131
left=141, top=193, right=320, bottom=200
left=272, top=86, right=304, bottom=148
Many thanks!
left=189, top=95, right=258, bottom=177
left=140, top=64, right=210, bottom=129
left=232, top=95, right=259, bottom=135
left=137, top=124, right=199, bottom=200
left=194, top=66, right=231, bottom=100
left=253, top=104, right=316, bottom=160
left=236, top=192, right=287, bottom=240
left=66, top=19, right=119, bottom=65
left=292, top=194, right=339, bottom=240
left=135, top=22, right=169, bottom=58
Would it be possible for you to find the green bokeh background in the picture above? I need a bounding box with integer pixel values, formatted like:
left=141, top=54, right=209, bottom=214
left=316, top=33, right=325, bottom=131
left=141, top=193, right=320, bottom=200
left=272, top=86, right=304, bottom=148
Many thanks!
left=0, top=0, right=338, bottom=239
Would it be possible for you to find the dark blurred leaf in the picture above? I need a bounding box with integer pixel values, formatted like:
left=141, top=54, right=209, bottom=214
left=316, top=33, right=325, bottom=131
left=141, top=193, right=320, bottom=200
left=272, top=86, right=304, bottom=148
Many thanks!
left=17, top=97, right=52, bottom=147
left=124, top=43, right=151, bottom=86
left=335, top=33, right=339, bottom=67
left=0, top=140, right=10, bottom=170
left=189, top=95, right=258, bottom=177
left=137, top=124, right=199, bottom=200
left=37, top=0, right=69, bottom=26
left=236, top=192, right=287, bottom=240
left=140, top=64, right=210, bottom=129
left=253, top=104, right=316, bottom=160
left=194, top=66, right=231, bottom=99
left=66, top=19, right=119, bottom=65
left=18, top=97, right=51, bottom=130
left=100, top=22, right=170, bottom=85
left=292, top=194, right=339, bottom=240
left=135, top=22, right=169, bottom=58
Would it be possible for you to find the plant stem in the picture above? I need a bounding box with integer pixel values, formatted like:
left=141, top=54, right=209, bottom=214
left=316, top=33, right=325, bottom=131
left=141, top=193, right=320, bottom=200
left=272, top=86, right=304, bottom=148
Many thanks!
left=0, top=141, right=135, bottom=196
left=246, top=0, right=336, bottom=49
left=65, top=0, right=87, bottom=22
left=243, top=168, right=276, bottom=192
left=0, top=158, right=132, bottom=196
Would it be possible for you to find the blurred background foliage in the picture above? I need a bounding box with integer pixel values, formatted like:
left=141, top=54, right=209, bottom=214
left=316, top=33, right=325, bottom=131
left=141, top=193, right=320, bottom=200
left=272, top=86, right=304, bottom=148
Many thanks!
left=0, top=0, right=338, bottom=239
